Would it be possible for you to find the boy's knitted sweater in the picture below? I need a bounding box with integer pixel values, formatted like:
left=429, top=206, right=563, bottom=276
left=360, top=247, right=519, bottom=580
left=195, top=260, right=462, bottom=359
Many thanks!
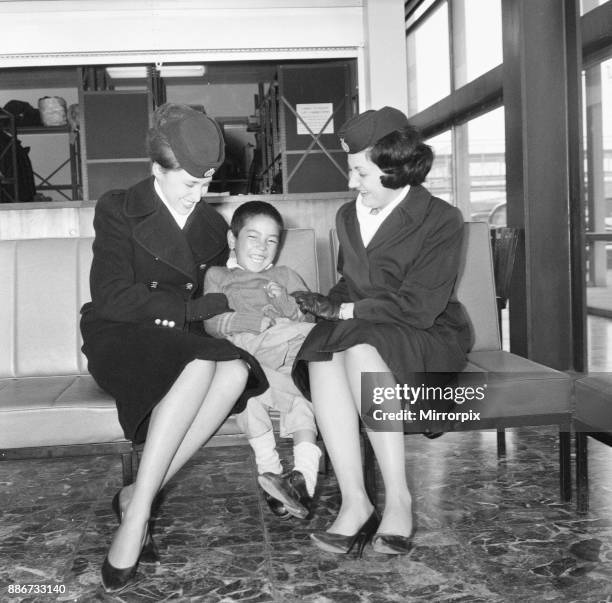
left=203, top=265, right=311, bottom=337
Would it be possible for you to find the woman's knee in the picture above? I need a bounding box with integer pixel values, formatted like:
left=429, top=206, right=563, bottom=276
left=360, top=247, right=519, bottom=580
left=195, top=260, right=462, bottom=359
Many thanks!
left=344, top=344, right=378, bottom=361
left=218, top=358, right=249, bottom=384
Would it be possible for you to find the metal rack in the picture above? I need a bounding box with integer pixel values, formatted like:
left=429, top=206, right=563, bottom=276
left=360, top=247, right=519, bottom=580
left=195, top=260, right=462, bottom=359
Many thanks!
left=252, top=61, right=356, bottom=194
left=254, top=81, right=281, bottom=194
left=0, top=106, right=82, bottom=202
left=0, top=108, right=19, bottom=202
left=17, top=125, right=82, bottom=201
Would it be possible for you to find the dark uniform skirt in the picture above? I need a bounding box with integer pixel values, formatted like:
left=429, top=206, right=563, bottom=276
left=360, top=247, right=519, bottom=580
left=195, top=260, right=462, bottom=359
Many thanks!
left=81, top=319, right=268, bottom=444
left=291, top=303, right=472, bottom=430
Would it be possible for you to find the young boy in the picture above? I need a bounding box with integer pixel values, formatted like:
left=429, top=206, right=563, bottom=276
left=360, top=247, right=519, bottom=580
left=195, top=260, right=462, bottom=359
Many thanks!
left=204, top=201, right=321, bottom=519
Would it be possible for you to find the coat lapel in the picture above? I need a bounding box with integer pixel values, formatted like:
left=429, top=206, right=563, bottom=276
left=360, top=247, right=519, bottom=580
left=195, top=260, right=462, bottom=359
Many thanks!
left=184, top=201, right=228, bottom=265
left=342, top=202, right=370, bottom=263
left=366, top=185, right=432, bottom=252
left=126, top=178, right=198, bottom=280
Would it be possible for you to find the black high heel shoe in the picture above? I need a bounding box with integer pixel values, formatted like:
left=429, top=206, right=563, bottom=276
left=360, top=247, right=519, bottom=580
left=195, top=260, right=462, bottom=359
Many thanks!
left=372, top=531, right=414, bottom=555
left=101, top=554, right=138, bottom=593
left=112, top=489, right=160, bottom=565
left=310, top=510, right=380, bottom=558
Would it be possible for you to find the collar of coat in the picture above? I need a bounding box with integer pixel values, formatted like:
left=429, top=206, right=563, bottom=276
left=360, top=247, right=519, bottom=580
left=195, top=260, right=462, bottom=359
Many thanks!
left=123, top=176, right=227, bottom=280
left=344, top=184, right=433, bottom=251
left=379, top=184, right=431, bottom=225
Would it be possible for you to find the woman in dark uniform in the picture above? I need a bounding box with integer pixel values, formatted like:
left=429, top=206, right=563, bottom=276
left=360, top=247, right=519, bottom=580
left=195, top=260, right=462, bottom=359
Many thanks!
left=292, top=107, right=472, bottom=555
left=80, top=103, right=267, bottom=591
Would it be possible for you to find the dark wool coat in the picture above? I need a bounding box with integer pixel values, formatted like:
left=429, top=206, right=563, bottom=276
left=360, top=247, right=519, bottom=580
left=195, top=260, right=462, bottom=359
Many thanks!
left=292, top=185, right=473, bottom=422
left=80, top=177, right=268, bottom=443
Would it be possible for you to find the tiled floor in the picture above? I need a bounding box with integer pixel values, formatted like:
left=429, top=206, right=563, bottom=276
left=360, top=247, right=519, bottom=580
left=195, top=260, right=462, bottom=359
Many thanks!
left=2, top=426, right=612, bottom=602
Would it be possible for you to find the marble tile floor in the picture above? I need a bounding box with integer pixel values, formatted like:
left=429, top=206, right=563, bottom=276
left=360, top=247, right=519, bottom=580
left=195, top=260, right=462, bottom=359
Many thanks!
left=1, top=427, right=612, bottom=603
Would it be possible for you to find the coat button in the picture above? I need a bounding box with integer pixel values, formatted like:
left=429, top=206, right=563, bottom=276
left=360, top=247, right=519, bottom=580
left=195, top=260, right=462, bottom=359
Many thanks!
left=155, top=318, right=161, bottom=325
left=150, top=281, right=158, bottom=289
left=185, top=282, right=194, bottom=291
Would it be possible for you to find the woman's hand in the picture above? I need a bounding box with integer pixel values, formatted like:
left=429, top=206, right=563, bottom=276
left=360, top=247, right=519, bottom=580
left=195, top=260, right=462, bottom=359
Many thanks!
left=291, top=291, right=342, bottom=321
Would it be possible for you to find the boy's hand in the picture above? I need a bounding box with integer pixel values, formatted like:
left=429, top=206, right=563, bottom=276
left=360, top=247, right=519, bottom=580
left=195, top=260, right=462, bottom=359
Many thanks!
left=260, top=316, right=275, bottom=331
left=265, top=282, right=299, bottom=318
left=264, top=281, right=284, bottom=298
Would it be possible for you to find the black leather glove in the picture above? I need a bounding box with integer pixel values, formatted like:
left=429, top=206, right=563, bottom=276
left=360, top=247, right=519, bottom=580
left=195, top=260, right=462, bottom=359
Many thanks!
left=291, top=291, right=341, bottom=321
left=186, top=293, right=232, bottom=322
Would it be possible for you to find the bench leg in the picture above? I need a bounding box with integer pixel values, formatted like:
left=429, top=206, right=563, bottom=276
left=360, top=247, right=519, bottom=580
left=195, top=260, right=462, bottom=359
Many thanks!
left=576, top=431, right=589, bottom=514
left=319, top=443, right=331, bottom=476
left=497, top=428, right=506, bottom=457
left=559, top=429, right=571, bottom=503
left=121, top=452, right=134, bottom=486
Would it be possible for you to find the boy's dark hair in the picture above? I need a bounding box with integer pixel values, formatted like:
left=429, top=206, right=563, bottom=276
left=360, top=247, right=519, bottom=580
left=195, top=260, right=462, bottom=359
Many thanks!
left=368, top=125, right=434, bottom=188
left=230, top=201, right=284, bottom=236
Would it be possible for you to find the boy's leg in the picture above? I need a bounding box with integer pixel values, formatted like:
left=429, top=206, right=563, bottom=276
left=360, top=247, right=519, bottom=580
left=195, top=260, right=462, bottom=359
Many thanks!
left=236, top=395, right=282, bottom=476
left=258, top=394, right=320, bottom=519
left=236, top=396, right=291, bottom=519
left=287, top=396, right=321, bottom=499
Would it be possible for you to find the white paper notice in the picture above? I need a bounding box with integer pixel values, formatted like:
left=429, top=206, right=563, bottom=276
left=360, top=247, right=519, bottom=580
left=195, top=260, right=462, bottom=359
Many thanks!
left=296, top=103, right=334, bottom=135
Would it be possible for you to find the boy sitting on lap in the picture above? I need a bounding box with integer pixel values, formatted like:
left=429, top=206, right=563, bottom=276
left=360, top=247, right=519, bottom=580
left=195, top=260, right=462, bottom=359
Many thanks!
left=204, top=201, right=321, bottom=519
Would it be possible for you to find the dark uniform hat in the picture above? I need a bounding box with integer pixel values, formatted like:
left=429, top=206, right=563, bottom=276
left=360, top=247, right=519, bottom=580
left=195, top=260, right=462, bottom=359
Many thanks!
left=338, top=106, right=410, bottom=154
left=161, top=109, right=225, bottom=178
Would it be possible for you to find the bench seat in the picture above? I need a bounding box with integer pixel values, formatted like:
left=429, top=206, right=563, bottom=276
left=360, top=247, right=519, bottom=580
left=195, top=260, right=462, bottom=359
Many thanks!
left=463, top=350, right=572, bottom=420
left=0, top=228, right=319, bottom=483
left=352, top=222, right=574, bottom=502
left=574, top=374, right=612, bottom=513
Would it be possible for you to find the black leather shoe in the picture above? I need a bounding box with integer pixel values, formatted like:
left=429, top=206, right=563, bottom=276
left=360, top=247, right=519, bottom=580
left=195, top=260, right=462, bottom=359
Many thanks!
left=287, top=470, right=312, bottom=517
left=263, top=491, right=291, bottom=519
left=310, top=510, right=380, bottom=558
left=101, top=555, right=138, bottom=593
left=111, top=489, right=160, bottom=565
left=423, top=431, right=444, bottom=439
left=258, top=472, right=309, bottom=519
left=372, top=532, right=414, bottom=555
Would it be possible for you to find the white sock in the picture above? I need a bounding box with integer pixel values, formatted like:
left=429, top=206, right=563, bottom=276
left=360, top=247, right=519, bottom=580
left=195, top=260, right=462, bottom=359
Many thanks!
left=249, top=430, right=282, bottom=475
left=293, top=441, right=321, bottom=497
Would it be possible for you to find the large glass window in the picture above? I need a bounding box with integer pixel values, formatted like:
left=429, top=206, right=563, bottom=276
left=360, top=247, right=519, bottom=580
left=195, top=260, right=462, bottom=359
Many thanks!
left=406, top=0, right=504, bottom=222
left=407, top=0, right=502, bottom=114
left=424, top=109, right=506, bottom=225
left=583, top=55, right=612, bottom=315
left=458, top=0, right=503, bottom=87
left=406, top=2, right=451, bottom=115
left=467, top=107, right=506, bottom=226
left=425, top=130, right=453, bottom=203
left=581, top=0, right=607, bottom=15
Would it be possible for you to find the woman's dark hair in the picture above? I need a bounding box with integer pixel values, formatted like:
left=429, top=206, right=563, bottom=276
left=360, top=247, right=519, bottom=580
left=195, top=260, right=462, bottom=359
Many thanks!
left=146, top=103, right=191, bottom=169
left=368, top=125, right=434, bottom=188
left=230, top=201, right=284, bottom=237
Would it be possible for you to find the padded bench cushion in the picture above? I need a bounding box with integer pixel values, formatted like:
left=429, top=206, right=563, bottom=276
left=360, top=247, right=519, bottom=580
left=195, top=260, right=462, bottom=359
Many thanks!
left=0, top=229, right=318, bottom=451
left=0, top=375, right=124, bottom=447
left=0, top=373, right=250, bottom=450
left=574, top=375, right=612, bottom=431
left=463, top=350, right=572, bottom=418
